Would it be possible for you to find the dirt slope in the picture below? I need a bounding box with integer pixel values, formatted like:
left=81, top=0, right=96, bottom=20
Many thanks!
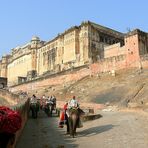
left=28, top=68, right=148, bottom=109
left=1, top=68, right=147, bottom=109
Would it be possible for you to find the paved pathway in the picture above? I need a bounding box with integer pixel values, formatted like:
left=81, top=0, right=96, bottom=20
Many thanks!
left=16, top=110, right=148, bottom=148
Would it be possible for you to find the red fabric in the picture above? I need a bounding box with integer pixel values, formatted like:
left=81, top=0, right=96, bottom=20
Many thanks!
left=0, top=106, right=22, bottom=134
left=63, top=104, right=68, bottom=110
left=58, top=104, right=68, bottom=128
left=60, top=111, right=65, bottom=121
left=58, top=111, right=65, bottom=128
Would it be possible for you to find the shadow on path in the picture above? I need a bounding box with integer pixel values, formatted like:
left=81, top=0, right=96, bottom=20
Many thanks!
left=78, top=124, right=115, bottom=137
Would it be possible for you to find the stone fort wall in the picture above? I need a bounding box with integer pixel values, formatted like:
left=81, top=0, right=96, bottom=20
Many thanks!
left=0, top=21, right=125, bottom=86
left=0, top=21, right=148, bottom=88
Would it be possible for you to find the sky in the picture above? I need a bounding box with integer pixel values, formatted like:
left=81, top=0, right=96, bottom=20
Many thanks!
left=0, top=0, right=147, bottom=58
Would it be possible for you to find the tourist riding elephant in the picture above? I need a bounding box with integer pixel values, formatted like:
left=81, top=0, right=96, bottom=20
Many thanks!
left=68, top=108, right=84, bottom=138
left=30, top=102, right=39, bottom=118
left=30, top=94, right=39, bottom=118
left=44, top=101, right=54, bottom=117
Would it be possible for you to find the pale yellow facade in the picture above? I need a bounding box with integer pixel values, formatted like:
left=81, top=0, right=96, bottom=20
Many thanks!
left=0, top=21, right=125, bottom=86
left=7, top=54, right=32, bottom=85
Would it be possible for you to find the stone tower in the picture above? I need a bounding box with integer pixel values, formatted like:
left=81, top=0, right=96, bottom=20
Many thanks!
left=30, top=36, right=41, bottom=71
left=0, top=55, right=9, bottom=78
left=26, top=36, right=44, bottom=80
left=125, top=29, right=141, bottom=68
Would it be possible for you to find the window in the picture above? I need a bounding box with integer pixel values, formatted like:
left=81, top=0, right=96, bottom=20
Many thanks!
left=100, top=36, right=104, bottom=42
left=62, top=47, right=64, bottom=54
left=43, top=53, right=46, bottom=65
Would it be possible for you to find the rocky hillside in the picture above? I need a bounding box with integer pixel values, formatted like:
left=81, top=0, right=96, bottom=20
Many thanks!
left=28, top=68, right=148, bottom=109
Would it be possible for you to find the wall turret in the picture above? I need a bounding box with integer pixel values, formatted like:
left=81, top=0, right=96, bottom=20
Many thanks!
left=0, top=55, right=9, bottom=78
left=30, top=36, right=41, bottom=71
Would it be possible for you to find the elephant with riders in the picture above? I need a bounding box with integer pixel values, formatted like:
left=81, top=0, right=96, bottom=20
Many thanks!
left=59, top=96, right=84, bottom=138
left=29, top=94, right=40, bottom=118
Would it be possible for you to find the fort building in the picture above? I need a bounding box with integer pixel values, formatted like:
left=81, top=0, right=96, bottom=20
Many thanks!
left=0, top=21, right=148, bottom=86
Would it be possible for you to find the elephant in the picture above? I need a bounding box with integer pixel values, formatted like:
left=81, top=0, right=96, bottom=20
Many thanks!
left=67, top=108, right=84, bottom=138
left=44, top=101, right=54, bottom=117
left=30, top=102, right=39, bottom=118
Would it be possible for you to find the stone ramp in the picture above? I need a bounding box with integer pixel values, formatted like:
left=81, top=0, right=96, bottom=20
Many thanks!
left=16, top=110, right=78, bottom=148
left=16, top=110, right=148, bottom=148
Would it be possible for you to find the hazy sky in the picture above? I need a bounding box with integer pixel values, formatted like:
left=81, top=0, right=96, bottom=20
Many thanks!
left=0, top=0, right=147, bottom=58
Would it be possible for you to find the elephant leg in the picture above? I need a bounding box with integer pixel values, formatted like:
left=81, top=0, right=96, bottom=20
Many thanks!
left=31, top=108, right=34, bottom=118
left=51, top=105, right=54, bottom=116
left=66, top=123, right=70, bottom=134
left=47, top=106, right=50, bottom=117
left=66, top=116, right=70, bottom=134
left=50, top=108, right=52, bottom=116
left=74, top=118, right=79, bottom=136
left=72, top=119, right=77, bottom=137
left=44, top=106, right=49, bottom=117
left=48, top=106, right=51, bottom=117
left=33, top=106, right=37, bottom=118
left=46, top=108, right=48, bottom=115
left=49, top=105, right=53, bottom=117
left=32, top=108, right=35, bottom=118
left=45, top=106, right=48, bottom=116
left=72, top=118, right=76, bottom=138
left=72, top=114, right=79, bottom=137
left=68, top=118, right=73, bottom=136
left=35, top=108, right=38, bottom=118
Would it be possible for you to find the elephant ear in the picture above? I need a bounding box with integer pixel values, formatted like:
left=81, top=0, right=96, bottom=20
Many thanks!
left=78, top=108, right=85, bottom=116
left=77, top=119, right=83, bottom=128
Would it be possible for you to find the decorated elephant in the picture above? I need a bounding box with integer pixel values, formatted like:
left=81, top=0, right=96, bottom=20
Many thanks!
left=30, top=102, right=39, bottom=118
left=44, top=101, right=54, bottom=117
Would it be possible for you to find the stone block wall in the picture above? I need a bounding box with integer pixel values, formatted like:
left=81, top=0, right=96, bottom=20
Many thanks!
left=90, top=55, right=126, bottom=75
left=104, top=43, right=125, bottom=58
left=8, top=100, right=29, bottom=148
left=9, top=53, right=148, bottom=93
left=14, top=101, right=29, bottom=148
left=141, top=54, right=148, bottom=68
left=10, top=67, right=90, bottom=93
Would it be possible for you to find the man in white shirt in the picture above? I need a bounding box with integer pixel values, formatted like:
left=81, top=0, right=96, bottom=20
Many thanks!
left=30, top=94, right=39, bottom=118
left=68, top=96, right=79, bottom=109
left=30, top=94, right=37, bottom=104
